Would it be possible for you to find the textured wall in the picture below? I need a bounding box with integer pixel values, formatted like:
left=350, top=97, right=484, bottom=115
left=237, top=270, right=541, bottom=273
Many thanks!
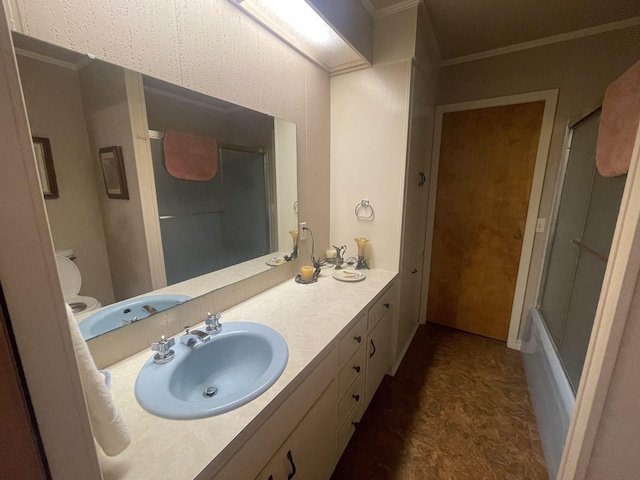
left=8, top=0, right=330, bottom=263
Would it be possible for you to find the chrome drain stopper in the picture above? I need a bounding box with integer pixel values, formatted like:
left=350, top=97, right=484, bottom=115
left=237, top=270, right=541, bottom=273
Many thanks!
left=203, top=386, right=218, bottom=398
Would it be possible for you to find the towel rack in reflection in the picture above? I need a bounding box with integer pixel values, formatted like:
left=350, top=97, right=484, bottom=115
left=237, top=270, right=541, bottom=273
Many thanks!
left=159, top=210, right=223, bottom=220
left=570, top=239, right=608, bottom=262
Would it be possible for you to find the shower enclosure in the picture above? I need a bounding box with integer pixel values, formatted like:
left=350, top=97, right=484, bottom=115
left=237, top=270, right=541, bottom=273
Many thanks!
left=150, top=133, right=273, bottom=285
left=522, top=108, right=626, bottom=477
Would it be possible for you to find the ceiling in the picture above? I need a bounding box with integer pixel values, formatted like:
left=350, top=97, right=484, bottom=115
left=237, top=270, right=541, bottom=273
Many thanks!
left=364, top=0, right=640, bottom=59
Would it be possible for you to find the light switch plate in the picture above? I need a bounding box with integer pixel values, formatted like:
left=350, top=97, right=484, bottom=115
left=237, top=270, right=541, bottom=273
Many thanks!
left=536, top=218, right=546, bottom=233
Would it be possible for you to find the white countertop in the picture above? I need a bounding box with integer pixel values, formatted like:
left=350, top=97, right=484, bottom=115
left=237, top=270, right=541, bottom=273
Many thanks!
left=98, top=268, right=396, bottom=479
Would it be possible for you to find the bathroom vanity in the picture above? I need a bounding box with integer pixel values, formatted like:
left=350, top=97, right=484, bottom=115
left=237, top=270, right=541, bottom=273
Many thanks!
left=99, top=269, right=398, bottom=479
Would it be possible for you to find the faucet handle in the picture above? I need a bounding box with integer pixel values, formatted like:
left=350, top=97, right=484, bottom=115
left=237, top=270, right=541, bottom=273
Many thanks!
left=151, top=335, right=175, bottom=364
left=205, top=312, right=222, bottom=333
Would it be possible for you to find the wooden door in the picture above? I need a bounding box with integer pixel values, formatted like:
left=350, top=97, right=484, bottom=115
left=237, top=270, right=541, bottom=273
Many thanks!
left=427, top=102, right=545, bottom=341
left=0, top=294, right=48, bottom=479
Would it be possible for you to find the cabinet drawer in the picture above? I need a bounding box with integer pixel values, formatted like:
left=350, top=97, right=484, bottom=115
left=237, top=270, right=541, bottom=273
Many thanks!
left=338, top=373, right=365, bottom=428
left=368, top=285, right=395, bottom=331
left=339, top=313, right=367, bottom=364
left=338, top=343, right=365, bottom=397
left=337, top=396, right=365, bottom=458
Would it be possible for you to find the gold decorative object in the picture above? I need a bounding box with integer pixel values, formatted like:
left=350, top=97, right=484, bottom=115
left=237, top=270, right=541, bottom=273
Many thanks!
left=354, top=237, right=370, bottom=270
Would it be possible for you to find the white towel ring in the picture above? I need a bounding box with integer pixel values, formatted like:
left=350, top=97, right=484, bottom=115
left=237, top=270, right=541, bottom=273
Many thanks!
left=355, top=200, right=374, bottom=220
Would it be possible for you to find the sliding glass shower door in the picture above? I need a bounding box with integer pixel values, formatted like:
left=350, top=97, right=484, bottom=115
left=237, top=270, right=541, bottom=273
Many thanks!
left=538, top=109, right=626, bottom=392
left=150, top=137, right=271, bottom=285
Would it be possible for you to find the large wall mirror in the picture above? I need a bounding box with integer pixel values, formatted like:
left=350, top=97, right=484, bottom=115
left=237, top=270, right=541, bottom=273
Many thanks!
left=12, top=32, right=299, bottom=340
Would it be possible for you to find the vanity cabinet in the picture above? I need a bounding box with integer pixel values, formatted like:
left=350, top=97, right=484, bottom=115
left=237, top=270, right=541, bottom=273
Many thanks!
left=210, top=282, right=396, bottom=480
left=257, top=381, right=337, bottom=480
left=210, top=347, right=338, bottom=480
left=365, top=304, right=393, bottom=408
left=337, top=285, right=396, bottom=455
left=397, top=255, right=423, bottom=363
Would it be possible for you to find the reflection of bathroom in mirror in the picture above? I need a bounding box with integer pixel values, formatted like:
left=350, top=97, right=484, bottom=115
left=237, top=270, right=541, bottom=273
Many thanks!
left=13, top=32, right=298, bottom=339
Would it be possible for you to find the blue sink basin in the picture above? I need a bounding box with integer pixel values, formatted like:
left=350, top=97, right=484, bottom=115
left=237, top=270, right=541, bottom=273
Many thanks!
left=135, top=322, right=288, bottom=419
left=79, top=294, right=191, bottom=340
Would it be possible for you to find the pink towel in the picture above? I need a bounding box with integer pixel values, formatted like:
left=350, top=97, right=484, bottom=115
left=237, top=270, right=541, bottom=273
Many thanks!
left=163, top=130, right=218, bottom=181
left=596, top=60, right=640, bottom=178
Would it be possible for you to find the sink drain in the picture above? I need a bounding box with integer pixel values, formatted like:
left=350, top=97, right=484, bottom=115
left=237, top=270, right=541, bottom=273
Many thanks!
left=203, top=386, right=218, bottom=398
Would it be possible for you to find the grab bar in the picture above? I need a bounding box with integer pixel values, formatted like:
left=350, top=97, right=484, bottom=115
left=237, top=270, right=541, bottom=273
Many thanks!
left=570, top=239, right=608, bottom=262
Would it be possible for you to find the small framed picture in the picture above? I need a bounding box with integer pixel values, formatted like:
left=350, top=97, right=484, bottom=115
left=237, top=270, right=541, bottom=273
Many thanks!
left=32, top=137, right=58, bottom=199
left=99, top=146, right=129, bottom=199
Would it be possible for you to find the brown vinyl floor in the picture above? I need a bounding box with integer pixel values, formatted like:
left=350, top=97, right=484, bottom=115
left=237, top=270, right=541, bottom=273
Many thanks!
left=331, top=323, right=548, bottom=480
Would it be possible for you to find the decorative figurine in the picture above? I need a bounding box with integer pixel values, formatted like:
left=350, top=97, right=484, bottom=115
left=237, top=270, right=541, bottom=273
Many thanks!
left=333, top=245, right=347, bottom=270
left=285, top=230, right=298, bottom=261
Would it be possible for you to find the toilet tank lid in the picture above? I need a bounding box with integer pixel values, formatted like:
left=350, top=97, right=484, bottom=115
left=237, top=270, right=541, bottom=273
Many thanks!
left=55, top=248, right=75, bottom=258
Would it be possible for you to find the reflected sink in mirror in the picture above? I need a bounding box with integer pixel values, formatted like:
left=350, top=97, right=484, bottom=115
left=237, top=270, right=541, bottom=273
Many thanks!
left=78, top=294, right=191, bottom=340
left=135, top=322, right=288, bottom=420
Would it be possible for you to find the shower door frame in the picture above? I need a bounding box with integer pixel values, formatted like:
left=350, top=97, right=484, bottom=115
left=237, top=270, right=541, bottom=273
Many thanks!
left=534, top=107, right=603, bottom=310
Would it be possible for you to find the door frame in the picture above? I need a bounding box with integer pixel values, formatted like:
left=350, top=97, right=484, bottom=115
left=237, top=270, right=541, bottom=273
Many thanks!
left=421, top=89, right=558, bottom=349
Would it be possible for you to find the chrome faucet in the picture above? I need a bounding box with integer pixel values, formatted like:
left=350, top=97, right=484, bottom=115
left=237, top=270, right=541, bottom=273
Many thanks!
left=180, top=326, right=211, bottom=348
left=205, top=312, right=223, bottom=333
left=151, top=335, right=175, bottom=364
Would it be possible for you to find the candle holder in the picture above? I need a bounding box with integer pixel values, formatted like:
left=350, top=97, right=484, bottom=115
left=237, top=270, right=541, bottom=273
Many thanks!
left=284, top=230, right=298, bottom=261
left=295, top=264, right=321, bottom=284
left=354, top=237, right=370, bottom=270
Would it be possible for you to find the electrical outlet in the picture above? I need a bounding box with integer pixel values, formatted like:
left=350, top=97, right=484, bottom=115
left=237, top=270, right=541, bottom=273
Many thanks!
left=299, top=222, right=307, bottom=240
left=536, top=218, right=546, bottom=233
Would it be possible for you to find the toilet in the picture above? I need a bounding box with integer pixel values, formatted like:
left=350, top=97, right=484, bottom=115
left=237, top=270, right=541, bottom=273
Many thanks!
left=55, top=250, right=101, bottom=315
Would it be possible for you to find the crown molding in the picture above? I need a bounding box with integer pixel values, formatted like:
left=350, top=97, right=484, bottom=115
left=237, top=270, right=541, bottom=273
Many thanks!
left=442, top=16, right=640, bottom=67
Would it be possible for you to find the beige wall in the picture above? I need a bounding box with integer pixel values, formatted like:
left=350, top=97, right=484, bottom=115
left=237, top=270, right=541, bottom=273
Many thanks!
left=17, top=55, right=115, bottom=305
left=78, top=61, right=154, bottom=302
left=331, top=60, right=412, bottom=271
left=330, top=6, right=441, bottom=273
left=437, top=25, right=640, bottom=336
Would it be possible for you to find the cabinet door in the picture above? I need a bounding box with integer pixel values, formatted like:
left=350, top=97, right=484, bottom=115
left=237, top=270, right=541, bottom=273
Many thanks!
left=365, top=310, right=392, bottom=408
left=258, top=381, right=338, bottom=480
left=400, top=65, right=431, bottom=271
left=396, top=255, right=423, bottom=363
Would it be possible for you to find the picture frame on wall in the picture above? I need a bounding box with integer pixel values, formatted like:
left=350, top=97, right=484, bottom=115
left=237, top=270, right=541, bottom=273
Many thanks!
left=99, top=146, right=129, bottom=199
left=32, top=136, right=58, bottom=199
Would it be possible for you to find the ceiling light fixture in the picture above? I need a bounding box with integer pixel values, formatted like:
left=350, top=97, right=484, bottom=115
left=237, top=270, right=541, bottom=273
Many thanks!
left=230, top=0, right=368, bottom=73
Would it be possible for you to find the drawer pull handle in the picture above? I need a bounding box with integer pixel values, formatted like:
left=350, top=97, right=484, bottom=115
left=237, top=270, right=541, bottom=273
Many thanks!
left=353, top=365, right=361, bottom=373
left=369, top=339, right=376, bottom=358
left=287, top=450, right=297, bottom=479
left=354, top=335, right=362, bottom=343
left=383, top=302, right=390, bottom=309
left=353, top=394, right=360, bottom=402
left=352, top=421, right=359, bottom=427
